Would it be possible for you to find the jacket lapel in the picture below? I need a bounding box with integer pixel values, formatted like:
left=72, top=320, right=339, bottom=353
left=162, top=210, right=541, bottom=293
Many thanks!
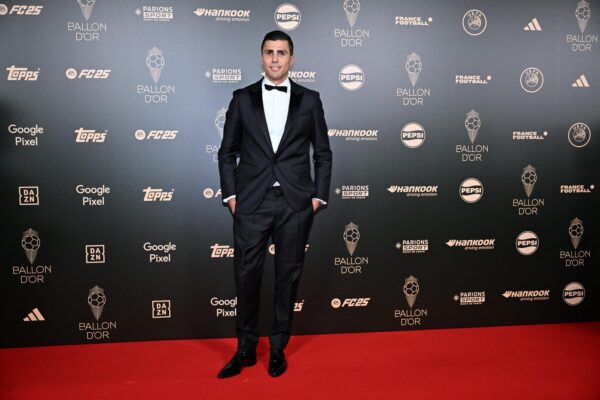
left=249, top=79, right=274, bottom=155
left=276, top=80, right=303, bottom=156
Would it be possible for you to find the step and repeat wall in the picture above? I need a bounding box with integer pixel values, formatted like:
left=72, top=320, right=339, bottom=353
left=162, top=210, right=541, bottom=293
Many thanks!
left=1, top=0, right=598, bottom=347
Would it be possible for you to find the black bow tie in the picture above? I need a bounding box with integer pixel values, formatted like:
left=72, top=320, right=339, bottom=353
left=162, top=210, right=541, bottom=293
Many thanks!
left=265, top=84, right=288, bottom=93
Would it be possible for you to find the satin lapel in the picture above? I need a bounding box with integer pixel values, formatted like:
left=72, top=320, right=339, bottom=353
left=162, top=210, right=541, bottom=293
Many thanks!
left=249, top=80, right=274, bottom=155
left=276, top=81, right=303, bottom=156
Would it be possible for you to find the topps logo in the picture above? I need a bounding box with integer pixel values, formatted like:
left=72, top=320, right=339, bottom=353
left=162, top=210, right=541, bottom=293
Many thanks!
left=6, top=66, right=39, bottom=81
left=143, top=187, right=174, bottom=202
left=75, top=128, right=106, bottom=143
left=210, top=244, right=234, bottom=258
left=3, top=5, right=43, bottom=15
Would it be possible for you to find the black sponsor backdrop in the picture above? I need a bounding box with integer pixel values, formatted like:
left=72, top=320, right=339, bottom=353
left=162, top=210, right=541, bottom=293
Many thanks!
left=0, top=0, right=598, bottom=347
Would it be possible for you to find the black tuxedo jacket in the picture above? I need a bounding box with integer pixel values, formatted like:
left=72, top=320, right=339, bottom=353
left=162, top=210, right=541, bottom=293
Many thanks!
left=218, top=79, right=332, bottom=214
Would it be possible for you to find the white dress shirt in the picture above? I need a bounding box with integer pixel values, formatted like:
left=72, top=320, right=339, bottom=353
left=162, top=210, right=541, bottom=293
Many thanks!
left=262, top=77, right=291, bottom=153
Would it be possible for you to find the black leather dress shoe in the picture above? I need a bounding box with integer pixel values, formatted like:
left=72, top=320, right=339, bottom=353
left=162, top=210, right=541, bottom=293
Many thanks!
left=217, top=350, right=257, bottom=379
left=268, top=348, right=287, bottom=377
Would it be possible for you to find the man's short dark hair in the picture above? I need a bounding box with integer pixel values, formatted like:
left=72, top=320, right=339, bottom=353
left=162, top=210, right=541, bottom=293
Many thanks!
left=261, top=30, right=294, bottom=55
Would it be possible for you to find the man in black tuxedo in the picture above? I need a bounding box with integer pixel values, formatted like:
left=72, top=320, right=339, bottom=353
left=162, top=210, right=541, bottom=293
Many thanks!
left=217, top=30, right=332, bottom=378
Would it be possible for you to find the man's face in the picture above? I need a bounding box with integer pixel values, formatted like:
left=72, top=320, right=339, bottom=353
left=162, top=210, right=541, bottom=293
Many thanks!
left=261, top=40, right=294, bottom=85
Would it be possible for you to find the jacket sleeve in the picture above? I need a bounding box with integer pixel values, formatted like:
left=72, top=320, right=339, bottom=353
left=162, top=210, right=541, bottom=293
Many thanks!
left=217, top=92, right=242, bottom=201
left=310, top=93, right=332, bottom=203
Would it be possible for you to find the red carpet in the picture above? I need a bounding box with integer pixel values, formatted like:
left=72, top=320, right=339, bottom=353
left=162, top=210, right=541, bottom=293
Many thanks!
left=1, top=323, right=599, bottom=400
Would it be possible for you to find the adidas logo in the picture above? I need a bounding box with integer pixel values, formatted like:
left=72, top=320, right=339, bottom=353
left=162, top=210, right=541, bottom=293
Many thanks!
left=23, top=308, right=45, bottom=322
left=523, top=18, right=542, bottom=31
left=572, top=75, right=590, bottom=88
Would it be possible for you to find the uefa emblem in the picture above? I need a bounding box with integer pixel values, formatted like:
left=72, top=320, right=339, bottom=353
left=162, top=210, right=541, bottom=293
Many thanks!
left=274, top=3, right=301, bottom=31
left=459, top=178, right=483, bottom=203
left=568, top=123, right=591, bottom=148
left=339, top=64, right=364, bottom=91
left=520, top=67, right=544, bottom=93
left=401, top=122, right=425, bottom=148
left=462, top=9, right=487, bottom=36
left=515, top=231, right=539, bottom=256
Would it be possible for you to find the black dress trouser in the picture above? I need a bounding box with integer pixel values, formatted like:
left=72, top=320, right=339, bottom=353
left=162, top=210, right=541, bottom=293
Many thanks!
left=233, top=187, right=314, bottom=351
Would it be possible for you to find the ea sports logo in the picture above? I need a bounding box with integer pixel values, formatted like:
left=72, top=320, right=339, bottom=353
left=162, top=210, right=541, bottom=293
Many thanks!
left=339, top=64, right=364, bottom=91
left=135, top=130, right=146, bottom=140
left=65, top=68, right=78, bottom=80
left=274, top=3, right=300, bottom=31
left=401, top=122, right=425, bottom=148
left=515, top=231, right=539, bottom=256
left=331, top=298, right=342, bottom=309
left=459, top=178, right=483, bottom=203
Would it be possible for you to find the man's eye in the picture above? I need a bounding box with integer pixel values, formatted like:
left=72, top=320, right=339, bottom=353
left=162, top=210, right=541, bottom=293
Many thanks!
left=278, top=51, right=286, bottom=56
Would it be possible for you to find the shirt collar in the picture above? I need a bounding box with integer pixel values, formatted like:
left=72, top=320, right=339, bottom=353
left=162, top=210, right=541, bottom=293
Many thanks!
left=262, top=77, right=291, bottom=93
